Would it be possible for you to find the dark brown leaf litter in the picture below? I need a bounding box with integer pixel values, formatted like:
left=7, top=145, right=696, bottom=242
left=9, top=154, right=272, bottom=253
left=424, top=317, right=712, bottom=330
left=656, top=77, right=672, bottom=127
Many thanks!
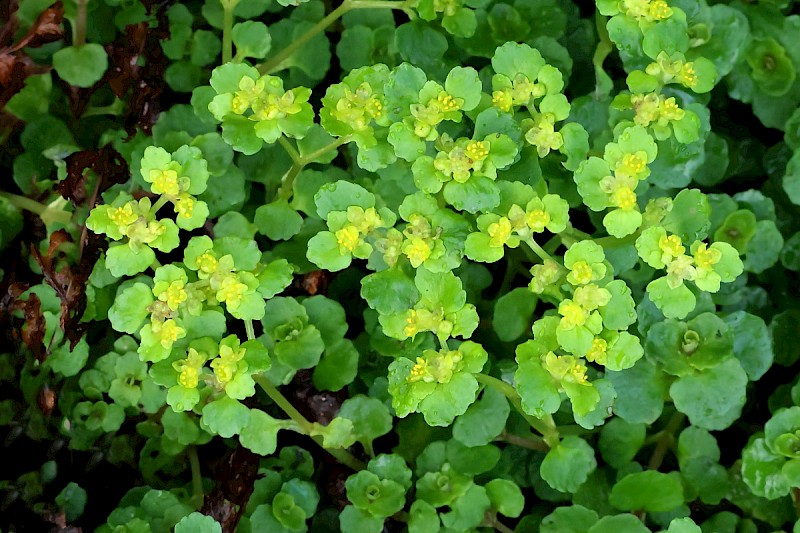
left=57, top=144, right=130, bottom=205
left=0, top=1, right=64, bottom=108
left=201, top=446, right=261, bottom=533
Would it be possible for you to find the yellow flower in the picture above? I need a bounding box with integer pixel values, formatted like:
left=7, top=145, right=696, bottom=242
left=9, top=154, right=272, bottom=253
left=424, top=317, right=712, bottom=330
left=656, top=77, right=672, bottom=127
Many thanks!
left=173, top=348, right=206, bottom=389
left=155, top=319, right=185, bottom=349
left=160, top=280, right=188, bottom=311
left=658, top=234, right=685, bottom=261
left=487, top=217, right=512, bottom=247
left=365, top=97, right=383, bottom=120
left=491, top=89, right=513, bottom=112
left=149, top=168, right=181, bottom=197
left=231, top=76, right=265, bottom=114
left=403, top=237, right=432, bottom=267
left=678, top=62, right=697, bottom=88
left=216, top=276, right=248, bottom=309
left=108, top=203, right=138, bottom=228
left=437, top=91, right=461, bottom=113
left=569, top=261, right=595, bottom=286
left=335, top=225, right=361, bottom=253
left=659, top=97, right=685, bottom=121
left=525, top=209, right=551, bottom=233
left=404, top=309, right=420, bottom=338
left=585, top=338, right=608, bottom=365
left=195, top=252, right=218, bottom=276
left=174, top=195, right=195, bottom=219
left=464, top=140, right=490, bottom=161
left=616, top=153, right=647, bottom=179
left=408, top=357, right=431, bottom=383
left=648, top=0, right=672, bottom=20
left=693, top=242, right=722, bottom=271
left=611, top=186, right=638, bottom=211
left=559, top=300, right=587, bottom=329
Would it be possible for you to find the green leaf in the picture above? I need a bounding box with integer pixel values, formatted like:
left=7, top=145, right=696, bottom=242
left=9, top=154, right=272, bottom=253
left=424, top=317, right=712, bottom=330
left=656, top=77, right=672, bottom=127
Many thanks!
left=307, top=231, right=352, bottom=271
left=108, top=283, right=153, bottom=334
left=670, top=358, right=747, bottom=430
left=452, top=387, right=510, bottom=447
left=52, top=44, right=108, bottom=88
left=492, top=41, right=545, bottom=81
left=445, top=66, right=482, bottom=110
left=255, top=200, right=304, bottom=241
left=315, top=180, right=375, bottom=220
left=541, top=505, right=599, bottom=533
left=56, top=482, right=87, bottom=522
left=647, top=277, right=696, bottom=320
left=272, top=492, right=307, bottom=531
left=339, top=505, right=384, bottom=533
left=741, top=437, right=791, bottom=500
left=361, top=269, right=419, bottom=315
left=606, top=359, right=666, bottom=424
left=440, top=484, right=490, bottom=530
left=540, top=435, right=597, bottom=493
left=239, top=409, right=282, bottom=456
left=232, top=21, right=271, bottom=59
left=662, top=189, right=711, bottom=243
left=587, top=514, right=650, bottom=533
left=516, top=342, right=561, bottom=418
left=313, top=338, right=359, bottom=391
left=418, top=372, right=479, bottom=426
left=443, top=176, right=501, bottom=214
left=201, top=396, right=250, bottom=438
left=599, top=280, right=636, bottom=331
left=610, top=470, right=684, bottom=512
left=175, top=513, right=222, bottom=533
left=573, top=379, right=616, bottom=429
left=598, top=418, right=646, bottom=469
left=493, top=287, right=537, bottom=342
left=368, top=454, right=413, bottom=490
left=485, top=479, right=524, bottom=518
left=339, top=395, right=393, bottom=446
left=724, top=311, right=773, bottom=381
left=106, top=243, right=156, bottom=278
left=346, top=470, right=406, bottom=518
left=408, top=500, right=440, bottom=533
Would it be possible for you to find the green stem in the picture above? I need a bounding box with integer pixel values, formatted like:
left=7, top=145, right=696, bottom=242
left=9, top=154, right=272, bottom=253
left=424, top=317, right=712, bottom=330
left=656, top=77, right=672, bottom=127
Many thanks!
left=220, top=0, right=239, bottom=63
left=525, top=236, right=558, bottom=265
left=278, top=136, right=301, bottom=164
left=276, top=136, right=350, bottom=201
left=257, top=0, right=411, bottom=74
left=258, top=1, right=353, bottom=74
left=80, top=99, right=125, bottom=118
left=150, top=258, right=163, bottom=271
left=593, top=231, right=639, bottom=249
left=647, top=411, right=685, bottom=471
left=188, top=446, right=204, bottom=510
left=593, top=11, right=613, bottom=98
left=150, top=195, right=169, bottom=216
left=0, top=192, right=72, bottom=226
left=482, top=513, right=515, bottom=533
left=253, top=375, right=366, bottom=470
left=74, top=0, right=89, bottom=47
left=474, top=373, right=560, bottom=448
left=254, top=375, right=314, bottom=433
left=497, top=430, right=549, bottom=452
left=324, top=447, right=367, bottom=471
left=244, top=319, right=255, bottom=341
left=298, top=135, right=351, bottom=165
left=276, top=164, right=303, bottom=201
left=792, top=488, right=800, bottom=520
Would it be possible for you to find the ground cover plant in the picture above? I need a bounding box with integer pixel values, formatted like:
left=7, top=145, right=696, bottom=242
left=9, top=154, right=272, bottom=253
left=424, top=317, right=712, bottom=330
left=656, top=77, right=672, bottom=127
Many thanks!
left=4, top=0, right=800, bottom=531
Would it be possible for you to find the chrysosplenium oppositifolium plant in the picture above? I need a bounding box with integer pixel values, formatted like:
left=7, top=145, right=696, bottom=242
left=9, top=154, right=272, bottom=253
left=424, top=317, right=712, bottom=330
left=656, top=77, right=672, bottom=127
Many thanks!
left=8, top=0, right=800, bottom=530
